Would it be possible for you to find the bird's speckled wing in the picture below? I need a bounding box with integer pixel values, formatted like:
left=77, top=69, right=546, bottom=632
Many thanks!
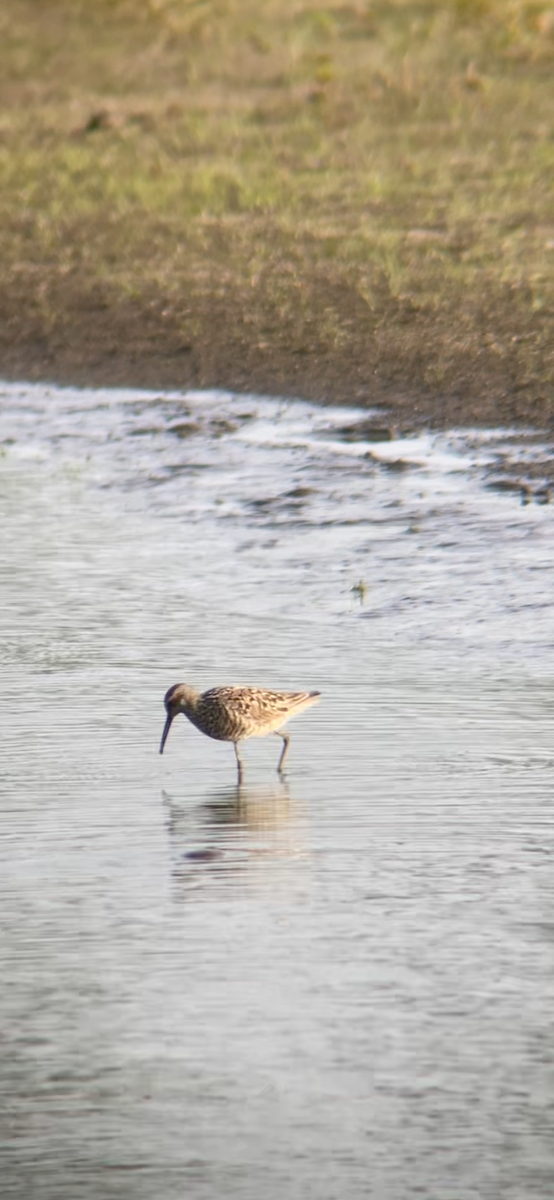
left=197, top=686, right=319, bottom=741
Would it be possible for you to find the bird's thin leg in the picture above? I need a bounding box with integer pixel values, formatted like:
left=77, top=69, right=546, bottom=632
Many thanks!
left=234, top=742, right=243, bottom=781
left=275, top=731, right=290, bottom=773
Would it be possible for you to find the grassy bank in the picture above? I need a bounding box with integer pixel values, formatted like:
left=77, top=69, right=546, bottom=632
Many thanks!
left=1, top=0, right=553, bottom=424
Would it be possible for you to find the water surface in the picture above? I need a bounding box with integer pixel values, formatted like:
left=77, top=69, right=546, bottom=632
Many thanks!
left=1, top=381, right=554, bottom=1199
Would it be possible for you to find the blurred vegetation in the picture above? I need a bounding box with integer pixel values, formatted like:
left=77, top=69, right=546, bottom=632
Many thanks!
left=1, top=0, right=553, bottom=417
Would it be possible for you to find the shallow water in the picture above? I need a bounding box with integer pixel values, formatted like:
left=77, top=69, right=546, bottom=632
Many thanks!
left=1, top=381, right=554, bottom=1199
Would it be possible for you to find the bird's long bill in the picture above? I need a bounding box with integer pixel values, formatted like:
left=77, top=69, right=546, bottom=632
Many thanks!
left=159, top=712, right=174, bottom=755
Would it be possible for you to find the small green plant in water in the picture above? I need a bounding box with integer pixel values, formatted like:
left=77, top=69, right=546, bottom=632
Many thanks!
left=351, top=580, right=367, bottom=605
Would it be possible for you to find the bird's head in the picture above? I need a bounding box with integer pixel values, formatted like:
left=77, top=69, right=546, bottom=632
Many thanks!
left=159, top=683, right=199, bottom=754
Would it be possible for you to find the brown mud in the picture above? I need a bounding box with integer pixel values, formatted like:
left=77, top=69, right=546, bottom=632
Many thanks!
left=1, top=268, right=552, bottom=433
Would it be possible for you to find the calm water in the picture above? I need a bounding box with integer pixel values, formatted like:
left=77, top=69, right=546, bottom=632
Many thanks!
left=1, top=381, right=554, bottom=1199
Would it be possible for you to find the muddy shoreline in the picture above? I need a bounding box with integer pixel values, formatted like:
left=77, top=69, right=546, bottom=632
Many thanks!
left=1, top=274, right=553, bottom=434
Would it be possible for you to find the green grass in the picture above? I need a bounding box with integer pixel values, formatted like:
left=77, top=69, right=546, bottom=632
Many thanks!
left=1, top=0, right=554, bottom=414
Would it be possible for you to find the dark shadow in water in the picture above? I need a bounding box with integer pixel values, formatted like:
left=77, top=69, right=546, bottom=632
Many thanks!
left=161, top=780, right=307, bottom=899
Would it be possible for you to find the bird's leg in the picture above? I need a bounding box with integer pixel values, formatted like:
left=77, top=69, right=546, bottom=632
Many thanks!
left=234, top=742, right=243, bottom=781
left=275, top=731, right=290, bottom=773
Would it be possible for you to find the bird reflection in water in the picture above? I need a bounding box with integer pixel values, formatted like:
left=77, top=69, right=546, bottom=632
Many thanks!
left=162, top=779, right=308, bottom=898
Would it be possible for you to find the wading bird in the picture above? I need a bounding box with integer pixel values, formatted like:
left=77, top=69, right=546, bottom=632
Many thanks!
left=160, top=682, right=320, bottom=778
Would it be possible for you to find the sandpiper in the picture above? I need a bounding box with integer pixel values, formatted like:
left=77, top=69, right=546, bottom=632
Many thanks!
left=160, top=683, right=320, bottom=777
